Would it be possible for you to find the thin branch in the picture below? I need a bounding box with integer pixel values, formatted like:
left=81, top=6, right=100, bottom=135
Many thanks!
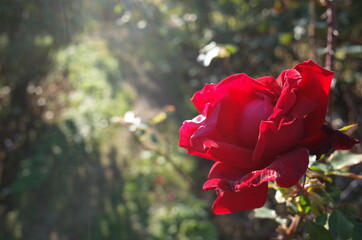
left=286, top=214, right=301, bottom=238
left=325, top=171, right=362, bottom=180
left=325, top=0, right=337, bottom=71
left=308, top=0, right=317, bottom=59
left=129, top=129, right=194, bottom=184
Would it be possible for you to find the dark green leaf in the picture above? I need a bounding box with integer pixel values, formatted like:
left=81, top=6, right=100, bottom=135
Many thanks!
left=150, top=134, right=158, bottom=143
left=316, top=213, right=328, bottom=227
left=305, top=220, right=333, bottom=240
left=352, top=222, right=362, bottom=240
left=328, top=210, right=354, bottom=239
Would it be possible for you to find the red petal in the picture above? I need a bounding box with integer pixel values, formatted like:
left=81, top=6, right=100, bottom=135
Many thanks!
left=214, top=92, right=274, bottom=149
left=235, top=147, right=309, bottom=190
left=300, top=124, right=360, bottom=156
left=235, top=94, right=274, bottom=148
left=179, top=115, right=206, bottom=148
left=189, top=104, right=220, bottom=150
left=288, top=96, right=318, bottom=120
left=293, top=60, right=334, bottom=138
left=191, top=73, right=276, bottom=114
left=187, top=141, right=254, bottom=169
left=203, top=142, right=254, bottom=169
left=332, top=131, right=360, bottom=149
left=253, top=119, right=304, bottom=167
left=204, top=148, right=308, bottom=214
left=212, top=182, right=268, bottom=214
left=180, top=104, right=255, bottom=169
left=205, top=161, right=248, bottom=187
left=268, top=68, right=319, bottom=128
left=255, top=76, right=281, bottom=95
left=269, top=69, right=301, bottom=120
left=216, top=73, right=272, bottom=94
left=191, top=83, right=217, bottom=113
left=204, top=162, right=268, bottom=214
left=213, top=98, right=246, bottom=145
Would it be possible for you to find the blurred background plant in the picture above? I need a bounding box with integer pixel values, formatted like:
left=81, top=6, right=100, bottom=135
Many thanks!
left=0, top=0, right=361, bottom=239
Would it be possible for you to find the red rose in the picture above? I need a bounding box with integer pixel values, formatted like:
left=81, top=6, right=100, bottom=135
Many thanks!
left=179, top=60, right=359, bottom=214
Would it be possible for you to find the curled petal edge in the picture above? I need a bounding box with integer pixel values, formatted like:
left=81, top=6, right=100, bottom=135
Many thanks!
left=211, top=183, right=268, bottom=214
left=204, top=147, right=309, bottom=193
left=300, top=124, right=360, bottom=158
left=236, top=147, right=309, bottom=189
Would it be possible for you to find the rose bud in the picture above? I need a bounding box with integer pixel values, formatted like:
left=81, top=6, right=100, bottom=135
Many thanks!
left=179, top=60, right=359, bottom=214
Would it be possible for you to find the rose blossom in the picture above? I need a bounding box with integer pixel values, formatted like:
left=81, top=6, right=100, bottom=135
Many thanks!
left=179, top=60, right=359, bottom=214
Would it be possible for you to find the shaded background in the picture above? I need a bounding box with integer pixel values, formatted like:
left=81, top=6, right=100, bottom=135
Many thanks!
left=0, top=0, right=361, bottom=239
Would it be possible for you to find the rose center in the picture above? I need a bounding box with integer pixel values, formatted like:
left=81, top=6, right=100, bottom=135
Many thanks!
left=237, top=96, right=274, bottom=148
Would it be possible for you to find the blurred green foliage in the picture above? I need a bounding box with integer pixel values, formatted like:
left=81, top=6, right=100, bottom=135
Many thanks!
left=0, top=0, right=361, bottom=239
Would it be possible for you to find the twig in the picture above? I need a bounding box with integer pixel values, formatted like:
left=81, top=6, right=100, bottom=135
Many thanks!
left=325, top=171, right=362, bottom=180
left=129, top=130, right=194, bottom=184
left=286, top=214, right=301, bottom=238
left=308, top=0, right=317, bottom=59
left=325, top=0, right=337, bottom=71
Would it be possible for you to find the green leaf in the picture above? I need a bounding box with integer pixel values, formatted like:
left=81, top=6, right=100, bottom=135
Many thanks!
left=113, top=4, right=123, bottom=14
left=256, top=20, right=267, bottom=33
left=328, top=210, right=354, bottom=239
left=297, top=195, right=311, bottom=214
left=339, top=204, right=358, bottom=218
left=151, top=111, right=167, bottom=124
left=150, top=134, right=158, bottom=143
left=329, top=151, right=362, bottom=170
left=279, top=33, right=293, bottom=45
left=308, top=191, right=325, bottom=208
left=339, top=124, right=357, bottom=131
left=224, top=44, right=239, bottom=54
left=352, top=222, right=362, bottom=240
left=343, top=45, right=362, bottom=54
left=286, top=201, right=298, bottom=214
left=253, top=207, right=277, bottom=219
left=305, top=220, right=333, bottom=240
left=253, top=207, right=287, bottom=225
left=315, top=213, right=328, bottom=227
left=309, top=162, right=332, bottom=173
